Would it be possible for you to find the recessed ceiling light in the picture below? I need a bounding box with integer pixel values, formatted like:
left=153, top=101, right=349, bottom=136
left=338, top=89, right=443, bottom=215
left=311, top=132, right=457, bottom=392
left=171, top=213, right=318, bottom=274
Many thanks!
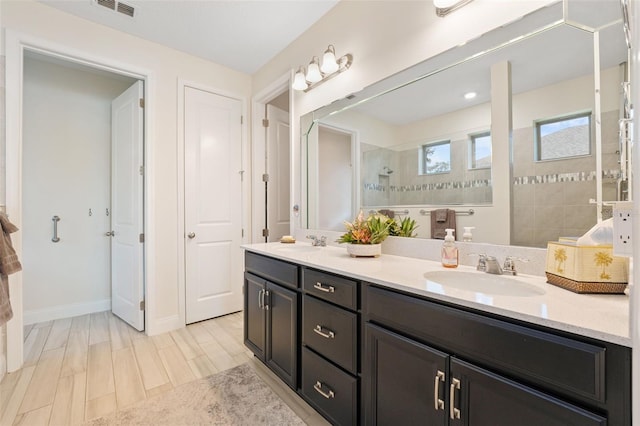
left=464, top=92, right=477, bottom=100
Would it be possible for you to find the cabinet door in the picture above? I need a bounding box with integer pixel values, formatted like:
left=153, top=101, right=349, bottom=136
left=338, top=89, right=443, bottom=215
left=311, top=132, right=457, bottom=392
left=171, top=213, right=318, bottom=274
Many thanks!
left=266, top=281, right=298, bottom=389
left=364, top=324, right=448, bottom=426
left=244, top=273, right=266, bottom=360
left=450, top=358, right=607, bottom=426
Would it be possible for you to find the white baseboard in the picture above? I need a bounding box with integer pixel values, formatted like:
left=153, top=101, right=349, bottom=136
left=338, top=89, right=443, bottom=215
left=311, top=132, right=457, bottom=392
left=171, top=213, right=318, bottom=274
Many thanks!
left=23, top=299, right=111, bottom=325
left=147, top=314, right=183, bottom=336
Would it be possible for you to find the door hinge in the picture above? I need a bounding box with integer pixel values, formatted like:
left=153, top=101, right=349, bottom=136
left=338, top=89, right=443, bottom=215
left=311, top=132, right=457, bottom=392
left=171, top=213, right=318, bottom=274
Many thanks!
left=239, top=170, right=244, bottom=181
left=262, top=228, right=270, bottom=237
left=139, top=98, right=145, bottom=108
left=139, top=300, right=145, bottom=310
left=240, top=115, right=244, bottom=124
left=262, top=173, right=269, bottom=183
left=139, top=165, right=144, bottom=175
left=242, top=229, right=245, bottom=237
left=262, top=118, right=269, bottom=128
left=139, top=233, right=145, bottom=243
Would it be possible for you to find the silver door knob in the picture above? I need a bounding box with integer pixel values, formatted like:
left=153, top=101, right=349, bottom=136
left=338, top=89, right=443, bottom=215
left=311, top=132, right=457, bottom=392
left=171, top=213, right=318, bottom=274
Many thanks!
left=105, top=231, right=115, bottom=237
left=187, top=232, right=196, bottom=239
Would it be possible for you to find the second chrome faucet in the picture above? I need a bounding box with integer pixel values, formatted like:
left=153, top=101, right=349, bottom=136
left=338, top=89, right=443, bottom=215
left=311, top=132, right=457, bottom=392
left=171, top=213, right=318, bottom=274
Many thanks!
left=476, top=254, right=523, bottom=275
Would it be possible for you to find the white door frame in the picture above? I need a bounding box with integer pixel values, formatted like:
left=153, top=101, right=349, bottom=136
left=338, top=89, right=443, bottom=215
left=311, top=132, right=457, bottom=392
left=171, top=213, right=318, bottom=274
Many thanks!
left=251, top=72, right=294, bottom=242
left=4, top=29, right=156, bottom=372
left=176, top=79, right=250, bottom=327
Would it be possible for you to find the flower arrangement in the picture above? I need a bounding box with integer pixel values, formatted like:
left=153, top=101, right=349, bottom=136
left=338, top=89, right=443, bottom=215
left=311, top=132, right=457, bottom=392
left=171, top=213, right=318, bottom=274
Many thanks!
left=337, top=211, right=391, bottom=245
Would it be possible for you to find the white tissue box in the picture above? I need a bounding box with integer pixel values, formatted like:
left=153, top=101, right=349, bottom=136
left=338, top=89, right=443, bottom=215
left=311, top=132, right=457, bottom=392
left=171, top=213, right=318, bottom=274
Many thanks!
left=545, top=242, right=629, bottom=294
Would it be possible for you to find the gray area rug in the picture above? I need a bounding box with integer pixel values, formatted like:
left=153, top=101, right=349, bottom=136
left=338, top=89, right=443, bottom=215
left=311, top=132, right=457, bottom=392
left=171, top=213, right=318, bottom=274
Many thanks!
left=86, top=363, right=306, bottom=425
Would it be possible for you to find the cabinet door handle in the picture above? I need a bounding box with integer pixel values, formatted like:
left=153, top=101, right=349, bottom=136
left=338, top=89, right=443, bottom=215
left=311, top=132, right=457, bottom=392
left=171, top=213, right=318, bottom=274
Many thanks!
left=263, top=290, right=270, bottom=310
left=313, top=325, right=335, bottom=339
left=313, top=282, right=335, bottom=293
left=434, top=370, right=445, bottom=410
left=450, top=377, right=461, bottom=420
left=313, top=381, right=335, bottom=399
left=257, top=289, right=264, bottom=309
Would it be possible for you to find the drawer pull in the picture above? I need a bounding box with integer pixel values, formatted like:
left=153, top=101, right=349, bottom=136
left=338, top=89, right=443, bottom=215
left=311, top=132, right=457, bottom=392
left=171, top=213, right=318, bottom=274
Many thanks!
left=434, top=370, right=445, bottom=410
left=313, top=325, right=336, bottom=339
left=314, top=282, right=335, bottom=293
left=450, top=377, right=461, bottom=420
left=313, top=381, right=335, bottom=399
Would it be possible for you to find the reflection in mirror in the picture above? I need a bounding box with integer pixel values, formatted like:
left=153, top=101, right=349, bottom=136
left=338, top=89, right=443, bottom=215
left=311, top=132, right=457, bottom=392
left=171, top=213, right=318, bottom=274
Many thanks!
left=302, top=0, right=628, bottom=247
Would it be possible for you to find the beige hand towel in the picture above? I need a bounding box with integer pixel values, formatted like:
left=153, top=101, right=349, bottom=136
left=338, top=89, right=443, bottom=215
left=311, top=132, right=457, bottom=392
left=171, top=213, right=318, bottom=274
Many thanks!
left=0, top=212, right=22, bottom=325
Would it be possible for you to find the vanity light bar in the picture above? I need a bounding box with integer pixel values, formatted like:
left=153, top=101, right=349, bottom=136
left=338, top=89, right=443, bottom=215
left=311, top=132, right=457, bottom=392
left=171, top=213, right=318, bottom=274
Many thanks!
left=293, top=45, right=353, bottom=93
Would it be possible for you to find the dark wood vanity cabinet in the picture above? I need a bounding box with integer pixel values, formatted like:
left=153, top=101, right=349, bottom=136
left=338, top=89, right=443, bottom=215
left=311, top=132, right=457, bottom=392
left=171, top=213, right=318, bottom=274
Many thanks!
left=363, top=284, right=631, bottom=426
left=300, top=267, right=360, bottom=425
left=244, top=252, right=299, bottom=389
left=243, top=251, right=631, bottom=426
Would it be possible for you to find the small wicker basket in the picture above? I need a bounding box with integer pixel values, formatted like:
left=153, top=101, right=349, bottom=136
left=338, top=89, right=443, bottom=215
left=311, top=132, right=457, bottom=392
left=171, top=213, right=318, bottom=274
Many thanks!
left=545, top=272, right=627, bottom=294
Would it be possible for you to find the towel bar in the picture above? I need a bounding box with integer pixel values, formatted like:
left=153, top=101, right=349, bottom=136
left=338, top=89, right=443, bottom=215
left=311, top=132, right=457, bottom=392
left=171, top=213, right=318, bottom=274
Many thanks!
left=52, top=215, right=60, bottom=243
left=419, top=209, right=474, bottom=216
left=368, top=209, right=409, bottom=216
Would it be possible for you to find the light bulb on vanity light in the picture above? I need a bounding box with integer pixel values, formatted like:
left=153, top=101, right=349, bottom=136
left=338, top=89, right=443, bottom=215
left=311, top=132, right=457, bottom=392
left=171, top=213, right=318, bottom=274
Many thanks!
left=292, top=67, right=308, bottom=91
left=321, top=45, right=340, bottom=74
left=306, top=57, right=323, bottom=83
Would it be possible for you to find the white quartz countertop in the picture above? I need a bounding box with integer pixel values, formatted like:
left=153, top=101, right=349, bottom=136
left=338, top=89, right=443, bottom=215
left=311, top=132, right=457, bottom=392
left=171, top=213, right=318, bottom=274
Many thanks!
left=242, top=242, right=631, bottom=347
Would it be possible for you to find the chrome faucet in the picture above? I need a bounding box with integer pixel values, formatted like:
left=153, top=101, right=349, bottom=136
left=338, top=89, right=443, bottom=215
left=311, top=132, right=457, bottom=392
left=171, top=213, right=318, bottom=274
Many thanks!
left=306, top=235, right=327, bottom=247
left=484, top=256, right=503, bottom=275
left=478, top=255, right=526, bottom=275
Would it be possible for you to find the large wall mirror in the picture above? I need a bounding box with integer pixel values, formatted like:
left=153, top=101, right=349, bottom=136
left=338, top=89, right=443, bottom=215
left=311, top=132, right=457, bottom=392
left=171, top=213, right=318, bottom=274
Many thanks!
left=302, top=0, right=629, bottom=247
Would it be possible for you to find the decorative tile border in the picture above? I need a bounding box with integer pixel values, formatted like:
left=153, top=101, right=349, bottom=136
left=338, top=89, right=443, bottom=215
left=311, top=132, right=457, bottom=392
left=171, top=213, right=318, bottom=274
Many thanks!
left=513, top=169, right=621, bottom=185
left=363, top=179, right=492, bottom=193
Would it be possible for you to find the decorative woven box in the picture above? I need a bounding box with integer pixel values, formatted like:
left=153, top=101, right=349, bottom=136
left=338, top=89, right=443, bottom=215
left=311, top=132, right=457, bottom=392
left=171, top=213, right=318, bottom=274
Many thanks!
left=545, top=242, right=629, bottom=294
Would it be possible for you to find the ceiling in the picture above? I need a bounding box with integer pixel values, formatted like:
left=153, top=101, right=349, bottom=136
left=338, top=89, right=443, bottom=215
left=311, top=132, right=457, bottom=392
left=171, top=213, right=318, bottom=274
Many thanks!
left=37, top=0, right=339, bottom=74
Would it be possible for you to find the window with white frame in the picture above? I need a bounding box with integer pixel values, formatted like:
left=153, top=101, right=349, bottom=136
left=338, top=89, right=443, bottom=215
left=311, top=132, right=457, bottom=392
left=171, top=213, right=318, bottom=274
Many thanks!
left=469, top=131, right=491, bottom=169
left=535, top=112, right=591, bottom=161
left=419, top=140, right=451, bottom=175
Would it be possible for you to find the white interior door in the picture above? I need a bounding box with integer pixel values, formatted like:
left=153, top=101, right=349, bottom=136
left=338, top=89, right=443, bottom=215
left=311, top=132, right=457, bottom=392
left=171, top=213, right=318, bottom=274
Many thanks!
left=111, top=80, right=144, bottom=331
left=266, top=104, right=290, bottom=241
left=185, top=86, right=243, bottom=324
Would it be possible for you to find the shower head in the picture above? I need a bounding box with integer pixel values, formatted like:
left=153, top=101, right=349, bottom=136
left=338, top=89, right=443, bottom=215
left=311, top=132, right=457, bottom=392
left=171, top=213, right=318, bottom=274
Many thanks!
left=383, top=166, right=393, bottom=175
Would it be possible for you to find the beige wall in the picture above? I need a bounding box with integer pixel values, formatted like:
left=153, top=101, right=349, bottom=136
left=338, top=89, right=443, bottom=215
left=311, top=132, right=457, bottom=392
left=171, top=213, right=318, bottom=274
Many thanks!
left=251, top=0, right=554, bottom=235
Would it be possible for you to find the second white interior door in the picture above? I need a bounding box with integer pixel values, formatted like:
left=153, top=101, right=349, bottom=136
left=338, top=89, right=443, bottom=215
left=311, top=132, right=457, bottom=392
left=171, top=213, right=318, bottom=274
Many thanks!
left=184, top=86, right=243, bottom=324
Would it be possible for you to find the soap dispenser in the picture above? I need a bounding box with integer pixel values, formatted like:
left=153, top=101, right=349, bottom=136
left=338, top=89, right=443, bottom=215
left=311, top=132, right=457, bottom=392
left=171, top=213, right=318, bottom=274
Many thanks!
left=462, top=226, right=475, bottom=242
left=441, top=228, right=458, bottom=268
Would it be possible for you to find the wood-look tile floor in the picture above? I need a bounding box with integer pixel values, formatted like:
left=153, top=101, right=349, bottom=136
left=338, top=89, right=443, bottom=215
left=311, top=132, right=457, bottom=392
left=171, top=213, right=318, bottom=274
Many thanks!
left=0, top=311, right=329, bottom=426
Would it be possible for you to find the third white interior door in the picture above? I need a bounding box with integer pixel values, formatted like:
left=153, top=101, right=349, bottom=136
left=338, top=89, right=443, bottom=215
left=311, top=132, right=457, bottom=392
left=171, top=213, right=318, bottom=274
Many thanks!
left=184, top=86, right=243, bottom=324
left=111, top=80, right=145, bottom=331
left=266, top=104, right=290, bottom=242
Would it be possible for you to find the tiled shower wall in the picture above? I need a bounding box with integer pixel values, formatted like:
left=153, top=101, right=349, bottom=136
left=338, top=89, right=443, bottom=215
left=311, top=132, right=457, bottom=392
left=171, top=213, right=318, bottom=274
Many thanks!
left=511, top=109, right=619, bottom=248
left=361, top=137, right=492, bottom=207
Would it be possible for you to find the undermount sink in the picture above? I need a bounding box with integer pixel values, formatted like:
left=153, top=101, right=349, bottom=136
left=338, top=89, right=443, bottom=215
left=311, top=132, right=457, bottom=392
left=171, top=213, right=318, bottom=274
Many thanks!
left=275, top=245, right=321, bottom=254
left=423, top=270, right=546, bottom=297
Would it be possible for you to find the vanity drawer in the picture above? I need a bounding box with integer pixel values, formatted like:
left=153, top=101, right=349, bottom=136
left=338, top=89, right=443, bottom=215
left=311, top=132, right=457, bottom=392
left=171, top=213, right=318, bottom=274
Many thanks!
left=303, top=268, right=358, bottom=310
left=303, top=295, right=358, bottom=374
left=245, top=252, right=298, bottom=290
left=364, top=284, right=606, bottom=403
left=302, top=346, right=358, bottom=426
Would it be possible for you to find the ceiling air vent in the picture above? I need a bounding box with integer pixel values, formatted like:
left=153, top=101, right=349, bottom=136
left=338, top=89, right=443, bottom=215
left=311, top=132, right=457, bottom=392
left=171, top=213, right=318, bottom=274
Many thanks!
left=117, top=2, right=135, bottom=18
left=95, top=0, right=135, bottom=18
left=96, top=0, right=115, bottom=11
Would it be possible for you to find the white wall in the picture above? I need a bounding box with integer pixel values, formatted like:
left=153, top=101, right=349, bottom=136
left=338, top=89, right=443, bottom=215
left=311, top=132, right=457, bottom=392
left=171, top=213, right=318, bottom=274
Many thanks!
left=317, top=126, right=353, bottom=231
left=1, top=0, right=251, bottom=336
